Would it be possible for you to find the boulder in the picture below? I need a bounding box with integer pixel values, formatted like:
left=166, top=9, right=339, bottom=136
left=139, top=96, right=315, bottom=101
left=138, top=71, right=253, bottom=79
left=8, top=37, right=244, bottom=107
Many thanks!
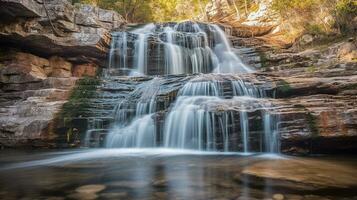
left=242, top=159, right=357, bottom=189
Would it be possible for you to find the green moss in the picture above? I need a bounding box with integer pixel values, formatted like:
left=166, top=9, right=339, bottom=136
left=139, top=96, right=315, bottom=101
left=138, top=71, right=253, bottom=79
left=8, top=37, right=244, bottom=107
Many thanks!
left=258, top=51, right=269, bottom=68
left=277, top=80, right=292, bottom=93
left=341, top=83, right=357, bottom=90
left=305, top=24, right=326, bottom=36
left=305, top=65, right=317, bottom=73
left=306, top=112, right=319, bottom=137
left=294, top=104, right=319, bottom=137
left=59, top=76, right=101, bottom=124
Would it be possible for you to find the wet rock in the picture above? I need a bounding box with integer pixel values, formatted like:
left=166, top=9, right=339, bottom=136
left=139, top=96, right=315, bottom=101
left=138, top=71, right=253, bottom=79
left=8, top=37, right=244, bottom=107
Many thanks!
left=46, top=197, right=65, bottom=200
left=214, top=181, right=235, bottom=189
left=285, top=194, right=303, bottom=200
left=303, top=195, right=331, bottom=200
left=108, top=180, right=148, bottom=188
left=67, top=192, right=98, bottom=200
left=273, top=194, right=285, bottom=200
left=236, top=197, right=260, bottom=200
left=153, top=192, right=168, bottom=199
left=99, top=192, right=128, bottom=199
left=75, top=184, right=106, bottom=194
left=242, top=159, right=357, bottom=189
left=152, top=179, right=167, bottom=188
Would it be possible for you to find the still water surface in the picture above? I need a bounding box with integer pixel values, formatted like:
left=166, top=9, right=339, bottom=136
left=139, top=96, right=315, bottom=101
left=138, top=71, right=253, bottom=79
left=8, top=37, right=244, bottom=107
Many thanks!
left=0, top=149, right=356, bottom=200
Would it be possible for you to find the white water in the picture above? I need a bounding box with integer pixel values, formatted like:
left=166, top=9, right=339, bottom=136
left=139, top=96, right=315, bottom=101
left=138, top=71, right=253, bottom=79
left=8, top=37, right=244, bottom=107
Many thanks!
left=101, top=22, right=280, bottom=153
left=108, top=22, right=253, bottom=75
left=211, top=25, right=253, bottom=73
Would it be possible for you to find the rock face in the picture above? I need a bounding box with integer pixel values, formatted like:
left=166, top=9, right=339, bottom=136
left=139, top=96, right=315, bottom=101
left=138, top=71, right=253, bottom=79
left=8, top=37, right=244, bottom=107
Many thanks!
left=203, top=0, right=280, bottom=37
left=0, top=0, right=126, bottom=65
left=258, top=40, right=357, bottom=154
left=0, top=52, right=78, bottom=147
left=0, top=0, right=125, bottom=147
left=231, top=35, right=357, bottom=154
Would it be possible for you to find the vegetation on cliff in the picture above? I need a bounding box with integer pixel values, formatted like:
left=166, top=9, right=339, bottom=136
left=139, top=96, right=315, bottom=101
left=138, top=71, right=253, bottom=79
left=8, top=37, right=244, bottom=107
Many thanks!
left=272, top=0, right=356, bottom=36
left=73, top=0, right=210, bottom=22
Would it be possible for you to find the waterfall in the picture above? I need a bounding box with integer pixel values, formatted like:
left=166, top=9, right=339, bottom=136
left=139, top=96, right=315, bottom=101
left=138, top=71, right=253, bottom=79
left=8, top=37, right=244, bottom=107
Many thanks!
left=211, top=25, right=254, bottom=73
left=162, top=78, right=280, bottom=152
left=105, top=78, right=161, bottom=148
left=108, top=22, right=252, bottom=75
left=100, top=22, right=280, bottom=153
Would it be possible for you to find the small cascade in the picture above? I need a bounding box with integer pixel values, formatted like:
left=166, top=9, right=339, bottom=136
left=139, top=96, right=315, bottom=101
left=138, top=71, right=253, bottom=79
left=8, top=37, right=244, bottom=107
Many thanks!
left=89, top=21, right=281, bottom=153
left=106, top=78, right=161, bottom=148
left=211, top=25, right=253, bottom=73
left=162, top=75, right=279, bottom=152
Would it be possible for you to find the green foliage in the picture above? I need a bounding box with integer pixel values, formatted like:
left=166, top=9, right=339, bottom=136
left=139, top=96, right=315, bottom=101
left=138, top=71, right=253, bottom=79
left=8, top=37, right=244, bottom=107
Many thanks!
left=334, top=0, right=357, bottom=34
left=307, top=112, right=319, bottom=137
left=305, top=24, right=326, bottom=36
left=74, top=0, right=209, bottom=22
left=277, top=80, right=292, bottom=93
left=272, top=0, right=356, bottom=36
left=272, top=0, right=320, bottom=13
left=293, top=104, right=319, bottom=137
left=258, top=51, right=269, bottom=68
left=60, top=77, right=100, bottom=122
left=305, top=65, right=317, bottom=73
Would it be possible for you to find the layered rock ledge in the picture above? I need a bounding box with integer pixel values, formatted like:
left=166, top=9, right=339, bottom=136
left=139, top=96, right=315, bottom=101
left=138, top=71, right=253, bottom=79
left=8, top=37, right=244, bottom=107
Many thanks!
left=251, top=39, right=357, bottom=154
left=0, top=0, right=126, bottom=64
left=0, top=0, right=125, bottom=147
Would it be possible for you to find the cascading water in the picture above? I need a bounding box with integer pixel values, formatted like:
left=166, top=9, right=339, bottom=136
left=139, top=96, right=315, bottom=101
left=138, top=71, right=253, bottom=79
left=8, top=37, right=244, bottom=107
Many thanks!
left=108, top=21, right=252, bottom=75
left=100, top=21, right=280, bottom=153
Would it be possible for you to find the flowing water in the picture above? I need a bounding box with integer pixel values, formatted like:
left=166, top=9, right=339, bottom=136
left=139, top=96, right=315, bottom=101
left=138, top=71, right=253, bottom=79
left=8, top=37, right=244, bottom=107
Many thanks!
left=101, top=22, right=279, bottom=153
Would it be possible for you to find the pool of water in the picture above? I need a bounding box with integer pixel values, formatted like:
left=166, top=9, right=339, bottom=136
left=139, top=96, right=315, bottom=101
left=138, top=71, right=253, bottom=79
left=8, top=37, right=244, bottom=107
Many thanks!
left=0, top=148, right=356, bottom=200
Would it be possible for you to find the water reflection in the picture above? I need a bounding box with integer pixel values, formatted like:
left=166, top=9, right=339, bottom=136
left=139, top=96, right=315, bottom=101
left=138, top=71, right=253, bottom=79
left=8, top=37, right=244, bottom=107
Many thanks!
left=0, top=149, right=356, bottom=200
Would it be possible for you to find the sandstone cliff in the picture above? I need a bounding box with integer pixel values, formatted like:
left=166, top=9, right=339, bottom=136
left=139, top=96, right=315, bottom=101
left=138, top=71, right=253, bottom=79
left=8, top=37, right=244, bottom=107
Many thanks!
left=0, top=0, right=126, bottom=147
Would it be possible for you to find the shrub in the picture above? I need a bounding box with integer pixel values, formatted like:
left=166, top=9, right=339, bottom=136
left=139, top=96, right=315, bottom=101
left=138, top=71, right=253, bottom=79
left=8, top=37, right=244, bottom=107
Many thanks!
left=334, top=0, right=357, bottom=34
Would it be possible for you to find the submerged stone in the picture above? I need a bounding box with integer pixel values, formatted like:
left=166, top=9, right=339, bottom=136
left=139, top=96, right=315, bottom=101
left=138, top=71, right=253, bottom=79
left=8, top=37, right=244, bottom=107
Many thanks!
left=75, top=184, right=106, bottom=194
